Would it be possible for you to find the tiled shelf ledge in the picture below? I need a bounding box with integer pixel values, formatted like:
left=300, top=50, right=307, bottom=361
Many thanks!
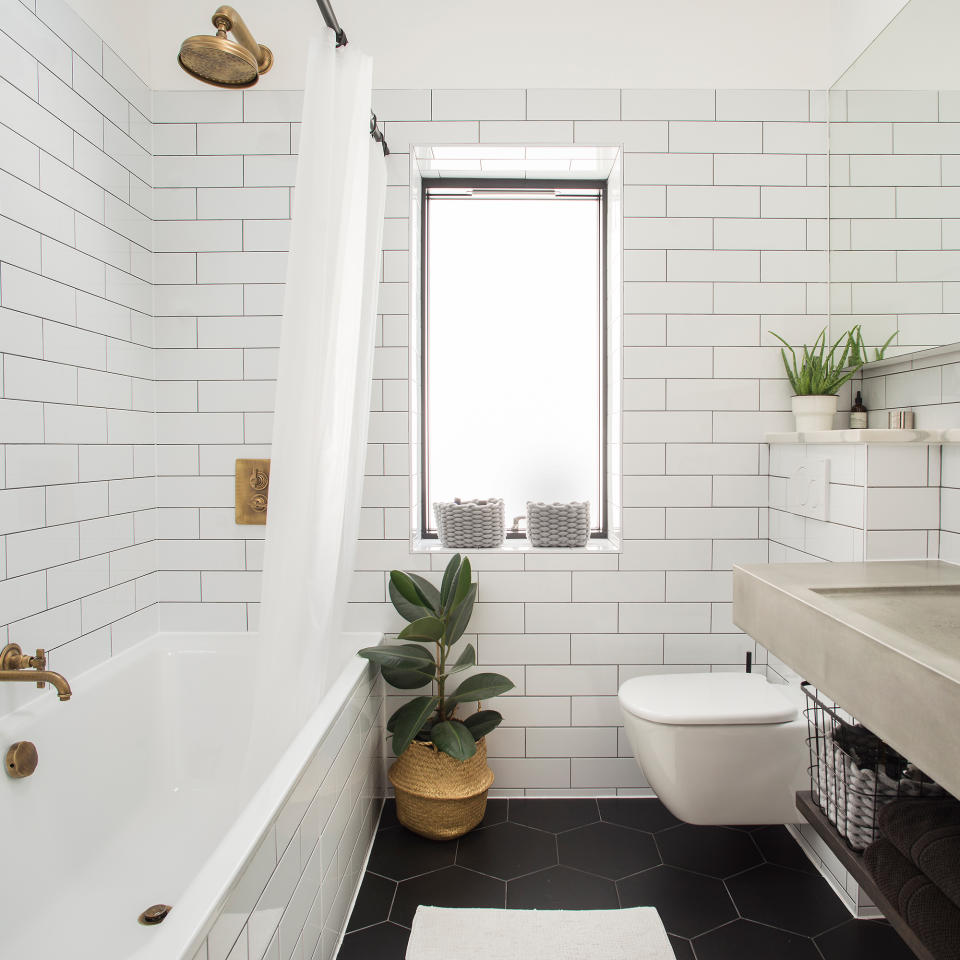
left=766, top=429, right=944, bottom=444
left=944, top=429, right=960, bottom=443
left=410, top=537, right=621, bottom=554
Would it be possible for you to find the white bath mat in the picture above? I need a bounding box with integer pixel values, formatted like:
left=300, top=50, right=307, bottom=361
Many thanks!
left=404, top=906, right=674, bottom=960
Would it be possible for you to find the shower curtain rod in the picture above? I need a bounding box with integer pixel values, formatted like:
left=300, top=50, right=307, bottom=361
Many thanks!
left=314, top=0, right=390, bottom=156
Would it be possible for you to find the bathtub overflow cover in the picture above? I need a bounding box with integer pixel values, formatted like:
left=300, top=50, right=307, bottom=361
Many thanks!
left=138, top=904, right=172, bottom=926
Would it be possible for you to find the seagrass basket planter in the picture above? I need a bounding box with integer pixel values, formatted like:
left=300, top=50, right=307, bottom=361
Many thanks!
left=388, top=737, right=494, bottom=840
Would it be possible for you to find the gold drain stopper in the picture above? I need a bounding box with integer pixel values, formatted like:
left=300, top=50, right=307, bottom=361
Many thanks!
left=138, top=904, right=172, bottom=926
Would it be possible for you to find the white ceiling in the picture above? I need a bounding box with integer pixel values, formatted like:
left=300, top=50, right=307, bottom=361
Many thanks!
left=65, top=0, right=909, bottom=92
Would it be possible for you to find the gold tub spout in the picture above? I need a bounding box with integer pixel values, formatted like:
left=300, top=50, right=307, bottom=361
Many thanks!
left=0, top=644, right=72, bottom=701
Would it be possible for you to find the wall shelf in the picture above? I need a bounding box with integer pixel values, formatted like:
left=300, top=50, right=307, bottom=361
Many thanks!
left=766, top=429, right=944, bottom=444
left=795, top=791, right=935, bottom=960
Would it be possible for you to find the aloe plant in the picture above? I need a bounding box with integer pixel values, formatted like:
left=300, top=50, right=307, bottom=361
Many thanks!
left=357, top=554, right=513, bottom=761
left=769, top=327, right=864, bottom=396
left=846, top=325, right=897, bottom=366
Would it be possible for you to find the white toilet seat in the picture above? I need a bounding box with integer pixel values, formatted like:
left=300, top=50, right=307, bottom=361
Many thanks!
left=618, top=672, right=809, bottom=825
left=619, top=672, right=799, bottom=726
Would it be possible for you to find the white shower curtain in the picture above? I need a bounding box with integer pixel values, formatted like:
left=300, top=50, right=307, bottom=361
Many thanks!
left=257, top=33, right=387, bottom=732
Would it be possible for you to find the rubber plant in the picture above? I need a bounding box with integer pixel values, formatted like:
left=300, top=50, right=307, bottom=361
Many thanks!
left=769, top=326, right=864, bottom=395
left=357, top=554, right=513, bottom=761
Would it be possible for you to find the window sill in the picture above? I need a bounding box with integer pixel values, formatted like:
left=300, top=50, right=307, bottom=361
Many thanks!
left=410, top=536, right=621, bottom=555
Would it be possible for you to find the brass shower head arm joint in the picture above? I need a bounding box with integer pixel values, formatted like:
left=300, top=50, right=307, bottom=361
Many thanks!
left=211, top=6, right=271, bottom=72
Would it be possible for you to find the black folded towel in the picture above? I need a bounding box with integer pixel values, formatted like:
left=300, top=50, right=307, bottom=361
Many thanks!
left=879, top=798, right=960, bottom=910
left=865, top=838, right=960, bottom=960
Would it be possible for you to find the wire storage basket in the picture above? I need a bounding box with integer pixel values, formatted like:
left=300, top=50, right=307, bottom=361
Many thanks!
left=433, top=498, right=505, bottom=549
left=525, top=501, right=590, bottom=548
left=803, top=683, right=943, bottom=851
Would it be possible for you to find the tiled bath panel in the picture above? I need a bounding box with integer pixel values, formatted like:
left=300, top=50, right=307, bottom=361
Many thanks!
left=191, top=669, right=385, bottom=960
left=339, top=798, right=913, bottom=960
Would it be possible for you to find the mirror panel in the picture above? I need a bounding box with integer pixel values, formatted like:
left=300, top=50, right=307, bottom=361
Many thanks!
left=829, top=0, right=960, bottom=359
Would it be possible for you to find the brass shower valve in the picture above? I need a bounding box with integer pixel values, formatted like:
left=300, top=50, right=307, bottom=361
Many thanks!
left=236, top=459, right=270, bottom=524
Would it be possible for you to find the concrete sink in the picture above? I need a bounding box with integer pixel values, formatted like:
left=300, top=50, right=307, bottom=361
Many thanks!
left=733, top=560, right=960, bottom=799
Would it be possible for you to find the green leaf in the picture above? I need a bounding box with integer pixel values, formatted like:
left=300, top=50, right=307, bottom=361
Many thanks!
left=444, top=642, right=476, bottom=676
left=446, top=671, right=514, bottom=706
left=390, top=571, right=434, bottom=613
left=453, top=557, right=472, bottom=608
left=397, top=616, right=444, bottom=642
left=439, top=553, right=462, bottom=609
left=357, top=643, right=435, bottom=671
left=381, top=664, right=435, bottom=689
left=407, top=573, right=441, bottom=614
left=390, top=696, right=439, bottom=756
left=446, top=582, right=477, bottom=645
left=389, top=578, right=428, bottom=623
left=463, top=710, right=503, bottom=740
left=430, top=720, right=477, bottom=760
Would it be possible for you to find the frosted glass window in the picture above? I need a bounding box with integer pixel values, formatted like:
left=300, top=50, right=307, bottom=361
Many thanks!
left=423, top=183, right=605, bottom=537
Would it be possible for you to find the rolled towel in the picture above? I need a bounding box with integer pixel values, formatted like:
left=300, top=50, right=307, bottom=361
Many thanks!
left=865, top=838, right=960, bottom=960
left=879, top=798, right=960, bottom=910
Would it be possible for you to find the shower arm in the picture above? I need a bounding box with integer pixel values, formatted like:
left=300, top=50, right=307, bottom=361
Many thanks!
left=213, top=5, right=271, bottom=71
left=313, top=0, right=390, bottom=156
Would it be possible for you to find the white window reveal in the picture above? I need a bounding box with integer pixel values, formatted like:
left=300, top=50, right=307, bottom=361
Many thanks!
left=421, top=181, right=607, bottom=539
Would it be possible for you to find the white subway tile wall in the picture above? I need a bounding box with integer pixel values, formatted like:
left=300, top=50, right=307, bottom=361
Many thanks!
left=0, top=0, right=156, bottom=718
left=149, top=86, right=833, bottom=794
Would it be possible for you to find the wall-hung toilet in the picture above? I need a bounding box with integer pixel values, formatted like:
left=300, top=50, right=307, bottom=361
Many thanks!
left=618, top=672, right=809, bottom=825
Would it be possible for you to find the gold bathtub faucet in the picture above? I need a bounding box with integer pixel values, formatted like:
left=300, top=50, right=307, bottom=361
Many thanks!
left=0, top=644, right=72, bottom=701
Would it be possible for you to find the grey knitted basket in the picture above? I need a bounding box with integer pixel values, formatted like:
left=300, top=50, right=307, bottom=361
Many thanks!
left=526, top=501, right=590, bottom=548
left=433, top=498, right=505, bottom=549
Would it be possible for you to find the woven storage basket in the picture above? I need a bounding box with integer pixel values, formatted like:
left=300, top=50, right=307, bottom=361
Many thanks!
left=388, top=737, right=494, bottom=840
left=433, top=498, right=505, bottom=549
left=526, top=501, right=590, bottom=547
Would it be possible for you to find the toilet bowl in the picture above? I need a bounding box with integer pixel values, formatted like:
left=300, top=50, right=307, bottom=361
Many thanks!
left=618, top=672, right=809, bottom=825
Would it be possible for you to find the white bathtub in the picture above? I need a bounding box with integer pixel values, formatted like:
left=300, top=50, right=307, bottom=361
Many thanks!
left=0, top=631, right=384, bottom=960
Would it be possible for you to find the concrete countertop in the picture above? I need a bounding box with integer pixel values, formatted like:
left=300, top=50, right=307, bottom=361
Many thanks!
left=733, top=560, right=960, bottom=800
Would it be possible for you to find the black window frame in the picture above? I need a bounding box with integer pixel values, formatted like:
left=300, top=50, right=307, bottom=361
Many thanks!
left=419, top=177, right=609, bottom=541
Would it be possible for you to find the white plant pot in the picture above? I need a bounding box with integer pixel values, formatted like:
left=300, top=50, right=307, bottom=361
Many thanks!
left=792, top=394, right=838, bottom=433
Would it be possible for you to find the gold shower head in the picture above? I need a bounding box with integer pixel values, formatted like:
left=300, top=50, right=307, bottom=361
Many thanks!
left=179, top=5, right=273, bottom=89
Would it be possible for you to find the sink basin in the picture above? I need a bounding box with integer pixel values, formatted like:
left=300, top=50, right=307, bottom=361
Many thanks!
left=811, top=585, right=960, bottom=657
left=733, top=560, right=960, bottom=800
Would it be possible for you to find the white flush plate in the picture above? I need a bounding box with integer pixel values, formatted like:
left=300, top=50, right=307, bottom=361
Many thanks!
left=788, top=459, right=829, bottom=520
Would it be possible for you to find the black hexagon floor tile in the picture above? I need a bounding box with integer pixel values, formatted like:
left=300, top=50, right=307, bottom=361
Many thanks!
left=753, top=825, right=817, bottom=874
left=815, top=919, right=916, bottom=960
left=617, top=864, right=737, bottom=938
left=346, top=872, right=396, bottom=932
left=509, top=797, right=599, bottom=833
left=390, top=864, right=505, bottom=927
left=726, top=863, right=852, bottom=936
left=668, top=935, right=696, bottom=960
left=477, top=798, right=509, bottom=828
left=377, top=798, right=400, bottom=831
left=693, top=919, right=822, bottom=960
left=598, top=797, right=681, bottom=833
left=656, top=823, right=763, bottom=878
left=559, top=820, right=660, bottom=880
left=457, top=820, right=557, bottom=880
left=337, top=921, right=410, bottom=960
left=367, top=825, right=457, bottom=880
left=507, top=865, right=619, bottom=909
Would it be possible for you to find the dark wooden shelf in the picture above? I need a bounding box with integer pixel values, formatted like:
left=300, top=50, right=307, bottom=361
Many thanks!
left=796, top=791, right=936, bottom=960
